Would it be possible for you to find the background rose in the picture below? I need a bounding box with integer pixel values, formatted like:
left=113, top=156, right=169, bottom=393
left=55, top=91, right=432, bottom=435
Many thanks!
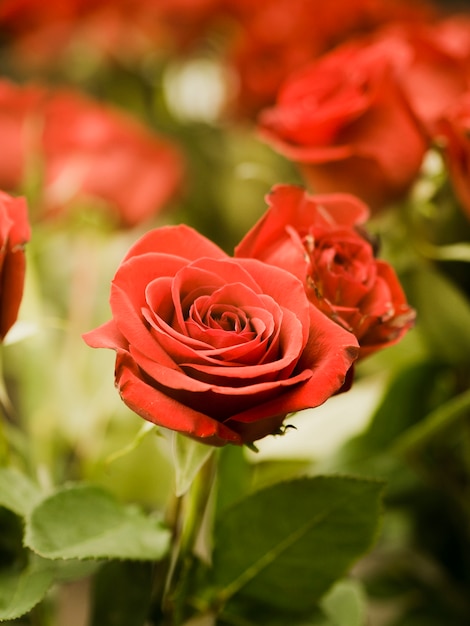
left=41, top=91, right=184, bottom=227
left=0, top=81, right=184, bottom=228
left=83, top=224, right=358, bottom=446
left=434, top=91, right=470, bottom=221
left=379, top=17, right=470, bottom=132
left=235, top=184, right=415, bottom=358
left=225, top=0, right=436, bottom=118
left=0, top=191, right=31, bottom=340
left=257, top=37, right=428, bottom=211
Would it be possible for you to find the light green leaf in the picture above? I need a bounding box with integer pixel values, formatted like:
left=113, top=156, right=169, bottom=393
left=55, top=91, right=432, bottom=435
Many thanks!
left=320, top=579, right=367, bottom=626
left=211, top=476, right=383, bottom=614
left=0, top=557, right=55, bottom=621
left=24, top=484, right=170, bottom=561
left=417, top=241, right=470, bottom=263
left=167, top=431, right=215, bottom=497
left=0, top=467, right=42, bottom=517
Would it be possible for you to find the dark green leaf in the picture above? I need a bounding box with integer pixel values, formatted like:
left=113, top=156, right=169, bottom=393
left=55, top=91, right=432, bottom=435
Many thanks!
left=408, top=267, right=470, bottom=363
left=210, top=476, right=383, bottom=614
left=90, top=561, right=153, bottom=626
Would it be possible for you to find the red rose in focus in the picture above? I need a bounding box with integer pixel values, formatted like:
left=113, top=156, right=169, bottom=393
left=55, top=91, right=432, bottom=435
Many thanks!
left=83, top=224, right=358, bottom=446
left=434, top=92, right=470, bottom=221
left=0, top=192, right=31, bottom=340
left=41, top=91, right=184, bottom=227
left=236, top=185, right=415, bottom=359
left=257, top=37, right=428, bottom=211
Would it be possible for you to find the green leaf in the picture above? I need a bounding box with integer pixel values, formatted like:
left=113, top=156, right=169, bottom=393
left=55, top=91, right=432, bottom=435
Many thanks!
left=0, top=557, right=55, bottom=621
left=168, top=431, right=215, bottom=497
left=24, top=484, right=171, bottom=561
left=320, top=579, right=367, bottom=626
left=394, top=387, right=470, bottom=455
left=0, top=467, right=42, bottom=517
left=210, top=476, right=383, bottom=614
left=408, top=267, right=470, bottom=363
left=338, top=361, right=450, bottom=468
left=417, top=241, right=470, bottom=263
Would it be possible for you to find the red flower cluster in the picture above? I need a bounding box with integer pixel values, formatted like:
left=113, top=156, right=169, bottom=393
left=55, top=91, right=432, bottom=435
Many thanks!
left=84, top=224, right=359, bottom=446
left=0, top=80, right=184, bottom=227
left=0, top=192, right=30, bottom=340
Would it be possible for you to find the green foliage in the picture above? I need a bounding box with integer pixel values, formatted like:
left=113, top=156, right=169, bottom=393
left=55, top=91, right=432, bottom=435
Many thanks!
left=90, top=561, right=154, bottom=626
left=407, top=265, right=470, bottom=364
left=0, top=467, right=42, bottom=517
left=209, top=476, right=383, bottom=615
left=24, top=484, right=171, bottom=561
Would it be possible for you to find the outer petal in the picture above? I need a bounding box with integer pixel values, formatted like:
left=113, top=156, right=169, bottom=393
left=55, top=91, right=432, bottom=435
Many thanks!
left=114, top=350, right=242, bottom=446
left=123, top=224, right=227, bottom=263
left=0, top=194, right=31, bottom=339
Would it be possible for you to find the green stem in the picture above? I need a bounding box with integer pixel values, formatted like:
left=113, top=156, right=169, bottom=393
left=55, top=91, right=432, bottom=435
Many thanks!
left=162, top=451, right=218, bottom=625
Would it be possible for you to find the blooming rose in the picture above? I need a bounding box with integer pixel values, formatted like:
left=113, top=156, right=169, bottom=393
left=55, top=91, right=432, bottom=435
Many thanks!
left=0, top=192, right=31, bottom=340
left=434, top=92, right=470, bottom=221
left=257, top=37, right=428, bottom=211
left=235, top=185, right=415, bottom=359
left=83, top=224, right=358, bottom=446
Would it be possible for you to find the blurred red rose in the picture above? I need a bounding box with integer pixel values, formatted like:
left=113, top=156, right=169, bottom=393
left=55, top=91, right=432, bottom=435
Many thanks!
left=0, top=80, right=184, bottom=227
left=40, top=91, right=184, bottom=227
left=434, top=92, right=470, bottom=221
left=0, top=192, right=31, bottom=340
left=0, top=0, right=228, bottom=66
left=235, top=185, right=415, bottom=358
left=257, top=37, right=428, bottom=211
left=376, top=17, right=470, bottom=132
left=83, top=224, right=358, bottom=446
left=224, top=0, right=436, bottom=117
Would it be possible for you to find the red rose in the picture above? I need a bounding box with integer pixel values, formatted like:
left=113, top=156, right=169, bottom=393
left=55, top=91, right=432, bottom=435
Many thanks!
left=41, top=91, right=184, bottom=227
left=378, top=18, right=470, bottom=132
left=257, top=37, right=428, bottom=211
left=226, top=0, right=435, bottom=118
left=235, top=185, right=415, bottom=359
left=83, top=224, right=358, bottom=446
left=0, top=192, right=31, bottom=340
left=0, top=81, right=184, bottom=227
left=434, top=92, right=470, bottom=221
